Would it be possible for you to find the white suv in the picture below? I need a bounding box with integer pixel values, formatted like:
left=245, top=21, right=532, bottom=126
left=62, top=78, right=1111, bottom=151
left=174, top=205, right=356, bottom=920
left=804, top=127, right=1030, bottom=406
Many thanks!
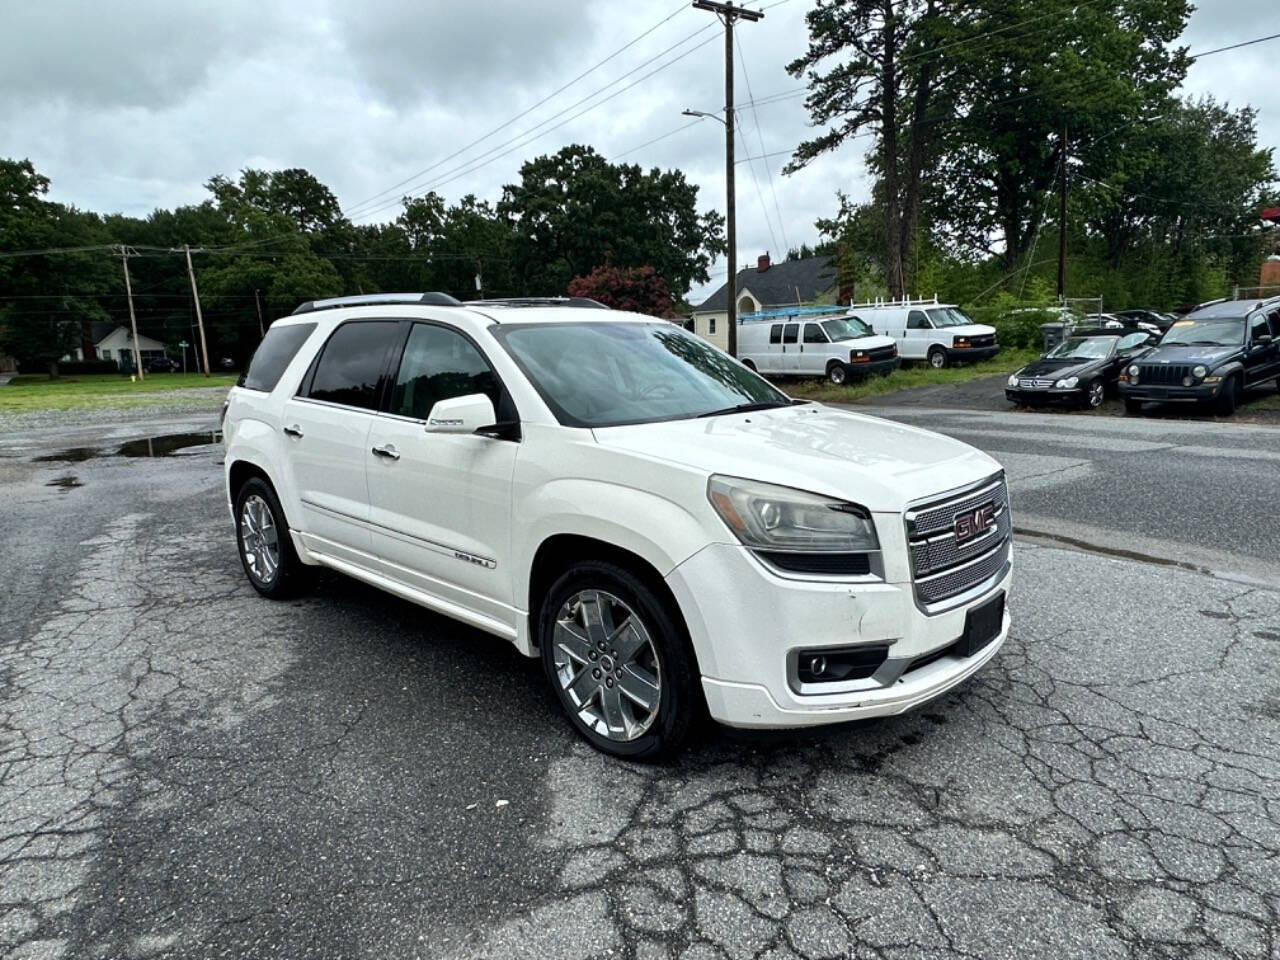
left=223, top=293, right=1012, bottom=758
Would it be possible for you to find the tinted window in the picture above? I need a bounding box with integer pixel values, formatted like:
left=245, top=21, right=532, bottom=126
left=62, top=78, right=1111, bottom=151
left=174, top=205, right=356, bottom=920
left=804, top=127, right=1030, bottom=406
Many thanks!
left=390, top=324, right=500, bottom=420
left=782, top=323, right=799, bottom=344
left=1250, top=314, right=1269, bottom=343
left=769, top=324, right=782, bottom=345
left=803, top=323, right=827, bottom=344
left=306, top=321, right=400, bottom=410
left=908, top=311, right=931, bottom=330
left=241, top=322, right=316, bottom=392
left=1268, top=311, right=1280, bottom=337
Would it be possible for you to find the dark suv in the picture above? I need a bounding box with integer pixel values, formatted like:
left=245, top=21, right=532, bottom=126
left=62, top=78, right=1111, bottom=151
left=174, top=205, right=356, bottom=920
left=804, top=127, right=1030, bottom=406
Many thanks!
left=1118, top=298, right=1280, bottom=415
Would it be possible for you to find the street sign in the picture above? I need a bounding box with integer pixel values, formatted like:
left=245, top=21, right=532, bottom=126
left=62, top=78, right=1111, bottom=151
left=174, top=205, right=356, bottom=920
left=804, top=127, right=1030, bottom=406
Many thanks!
left=179, top=340, right=189, bottom=348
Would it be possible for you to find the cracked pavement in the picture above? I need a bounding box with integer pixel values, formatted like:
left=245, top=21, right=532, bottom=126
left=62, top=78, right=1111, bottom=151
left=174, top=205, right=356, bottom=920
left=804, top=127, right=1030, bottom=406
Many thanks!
left=1, top=417, right=1277, bottom=959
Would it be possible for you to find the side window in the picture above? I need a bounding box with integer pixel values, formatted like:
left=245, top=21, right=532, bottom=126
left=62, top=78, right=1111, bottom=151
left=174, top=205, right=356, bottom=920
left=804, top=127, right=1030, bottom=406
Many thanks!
left=1249, top=314, right=1269, bottom=343
left=782, top=323, right=799, bottom=344
left=907, top=310, right=930, bottom=330
left=769, top=324, right=782, bottom=345
left=1117, top=332, right=1149, bottom=352
left=390, top=323, right=501, bottom=420
left=709, top=317, right=717, bottom=335
left=1266, top=310, right=1280, bottom=338
left=305, top=321, right=401, bottom=410
left=803, top=323, right=827, bottom=344
left=242, top=322, right=316, bottom=392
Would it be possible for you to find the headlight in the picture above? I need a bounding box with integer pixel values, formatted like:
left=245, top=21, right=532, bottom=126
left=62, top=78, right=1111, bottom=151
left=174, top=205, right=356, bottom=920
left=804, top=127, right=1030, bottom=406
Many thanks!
left=1008, top=374, right=1019, bottom=387
left=1192, top=365, right=1207, bottom=379
left=707, top=476, right=879, bottom=552
left=1055, top=376, right=1079, bottom=388
left=1127, top=365, right=1140, bottom=377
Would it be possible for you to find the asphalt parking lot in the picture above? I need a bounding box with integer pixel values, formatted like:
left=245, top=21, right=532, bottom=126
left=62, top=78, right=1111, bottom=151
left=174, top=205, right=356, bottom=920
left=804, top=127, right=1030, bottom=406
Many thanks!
left=1, top=410, right=1277, bottom=960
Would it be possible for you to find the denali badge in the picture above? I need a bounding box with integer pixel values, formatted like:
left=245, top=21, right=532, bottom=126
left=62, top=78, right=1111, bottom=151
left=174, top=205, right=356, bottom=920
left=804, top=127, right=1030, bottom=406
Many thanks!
left=955, top=503, right=996, bottom=545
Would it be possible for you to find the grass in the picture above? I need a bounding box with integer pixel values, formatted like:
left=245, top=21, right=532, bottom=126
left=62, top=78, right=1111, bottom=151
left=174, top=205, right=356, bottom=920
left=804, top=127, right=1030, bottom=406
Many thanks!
left=0, top=372, right=238, bottom=413
left=779, top=348, right=1040, bottom=404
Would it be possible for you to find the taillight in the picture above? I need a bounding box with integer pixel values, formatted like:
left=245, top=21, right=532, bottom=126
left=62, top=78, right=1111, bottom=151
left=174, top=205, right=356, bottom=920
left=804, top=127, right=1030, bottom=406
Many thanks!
left=219, top=400, right=229, bottom=428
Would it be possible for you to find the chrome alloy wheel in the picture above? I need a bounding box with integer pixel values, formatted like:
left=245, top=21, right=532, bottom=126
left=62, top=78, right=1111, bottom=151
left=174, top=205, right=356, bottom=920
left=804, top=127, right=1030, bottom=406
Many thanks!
left=552, top=589, right=662, bottom=742
left=1087, top=380, right=1105, bottom=407
left=239, top=494, right=280, bottom=585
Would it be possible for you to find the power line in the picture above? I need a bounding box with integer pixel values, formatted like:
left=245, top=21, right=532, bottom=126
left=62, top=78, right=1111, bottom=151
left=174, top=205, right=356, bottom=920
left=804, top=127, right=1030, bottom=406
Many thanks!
left=1188, top=32, right=1280, bottom=58
left=609, top=119, right=703, bottom=161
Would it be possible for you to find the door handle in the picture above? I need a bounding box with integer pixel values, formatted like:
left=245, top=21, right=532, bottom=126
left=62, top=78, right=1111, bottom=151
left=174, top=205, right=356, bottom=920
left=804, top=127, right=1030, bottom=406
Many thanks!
left=283, top=425, right=303, bottom=439
left=371, top=444, right=400, bottom=461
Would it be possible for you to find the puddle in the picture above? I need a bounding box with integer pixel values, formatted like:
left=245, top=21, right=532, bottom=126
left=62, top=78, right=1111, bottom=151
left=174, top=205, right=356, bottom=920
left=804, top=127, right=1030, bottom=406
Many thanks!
left=32, top=431, right=222, bottom=463
left=46, top=475, right=83, bottom=492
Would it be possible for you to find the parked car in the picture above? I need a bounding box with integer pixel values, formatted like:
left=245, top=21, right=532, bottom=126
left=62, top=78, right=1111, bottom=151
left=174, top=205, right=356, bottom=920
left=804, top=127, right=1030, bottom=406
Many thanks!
left=145, top=356, right=181, bottom=373
left=852, top=299, right=998, bottom=368
left=1006, top=330, right=1157, bottom=409
left=1119, top=297, right=1280, bottom=415
left=1113, top=309, right=1175, bottom=332
left=738, top=313, right=899, bottom=385
left=218, top=356, right=237, bottom=370
left=223, top=293, right=1013, bottom=759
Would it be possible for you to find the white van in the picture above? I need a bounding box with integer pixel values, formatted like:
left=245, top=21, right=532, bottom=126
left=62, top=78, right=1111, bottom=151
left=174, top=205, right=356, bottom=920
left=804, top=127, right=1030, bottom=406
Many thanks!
left=851, top=299, right=999, bottom=368
left=738, top=312, right=899, bottom=385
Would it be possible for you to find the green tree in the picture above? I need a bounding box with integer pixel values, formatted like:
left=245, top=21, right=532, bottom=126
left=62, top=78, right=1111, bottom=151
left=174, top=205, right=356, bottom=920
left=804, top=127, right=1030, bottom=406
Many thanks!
left=498, top=145, right=724, bottom=298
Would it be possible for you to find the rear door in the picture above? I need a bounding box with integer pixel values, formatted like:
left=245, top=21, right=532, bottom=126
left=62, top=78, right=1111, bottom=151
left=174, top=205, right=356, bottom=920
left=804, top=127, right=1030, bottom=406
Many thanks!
left=365, top=321, right=520, bottom=630
left=281, top=319, right=402, bottom=561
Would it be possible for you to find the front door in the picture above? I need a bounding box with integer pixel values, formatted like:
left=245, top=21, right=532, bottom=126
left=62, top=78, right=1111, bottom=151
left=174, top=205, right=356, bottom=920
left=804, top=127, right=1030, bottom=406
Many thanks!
left=365, top=321, right=519, bottom=630
left=904, top=310, right=933, bottom=360
left=281, top=319, right=402, bottom=561
left=799, top=322, right=831, bottom=375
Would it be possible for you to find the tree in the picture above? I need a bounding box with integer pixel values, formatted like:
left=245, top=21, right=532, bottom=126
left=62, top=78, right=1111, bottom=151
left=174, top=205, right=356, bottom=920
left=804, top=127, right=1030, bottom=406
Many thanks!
left=498, top=145, right=724, bottom=298
left=567, top=265, right=675, bottom=316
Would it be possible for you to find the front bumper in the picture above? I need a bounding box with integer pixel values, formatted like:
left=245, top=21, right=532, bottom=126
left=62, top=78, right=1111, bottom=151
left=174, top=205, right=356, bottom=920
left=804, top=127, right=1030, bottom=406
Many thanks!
left=665, top=540, right=1012, bottom=729
left=951, top=345, right=1000, bottom=363
left=846, top=357, right=901, bottom=378
left=1119, top=381, right=1219, bottom=403
left=1005, top=387, right=1084, bottom=406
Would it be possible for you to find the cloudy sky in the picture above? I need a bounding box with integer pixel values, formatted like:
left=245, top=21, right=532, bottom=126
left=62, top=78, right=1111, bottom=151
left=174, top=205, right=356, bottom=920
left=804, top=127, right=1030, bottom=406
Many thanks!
left=1, top=1, right=1275, bottom=303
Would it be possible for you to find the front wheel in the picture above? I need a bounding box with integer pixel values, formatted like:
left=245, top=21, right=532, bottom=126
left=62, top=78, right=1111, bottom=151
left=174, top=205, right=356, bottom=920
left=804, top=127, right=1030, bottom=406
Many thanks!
left=1215, top=376, right=1238, bottom=416
left=1084, top=380, right=1106, bottom=409
left=539, top=561, right=695, bottom=760
left=827, top=362, right=848, bottom=385
left=928, top=347, right=948, bottom=369
left=741, top=359, right=757, bottom=372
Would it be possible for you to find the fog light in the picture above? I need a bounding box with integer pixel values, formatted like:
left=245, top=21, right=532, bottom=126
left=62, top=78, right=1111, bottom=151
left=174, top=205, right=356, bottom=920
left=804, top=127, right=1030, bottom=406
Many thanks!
left=808, top=655, right=827, bottom=677
left=795, top=645, right=890, bottom=685
left=1182, top=375, right=1194, bottom=387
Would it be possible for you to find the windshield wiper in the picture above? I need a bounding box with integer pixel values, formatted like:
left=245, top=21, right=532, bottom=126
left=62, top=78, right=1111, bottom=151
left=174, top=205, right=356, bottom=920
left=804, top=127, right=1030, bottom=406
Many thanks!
left=697, top=401, right=791, bottom=418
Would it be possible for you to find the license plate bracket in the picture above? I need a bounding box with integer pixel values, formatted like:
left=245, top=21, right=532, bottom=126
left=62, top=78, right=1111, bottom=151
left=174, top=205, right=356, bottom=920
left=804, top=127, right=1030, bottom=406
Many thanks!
left=957, top=592, right=1005, bottom=657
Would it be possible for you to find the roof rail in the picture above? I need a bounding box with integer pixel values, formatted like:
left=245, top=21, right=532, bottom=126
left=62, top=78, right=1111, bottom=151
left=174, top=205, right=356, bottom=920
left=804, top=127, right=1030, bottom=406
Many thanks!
left=291, top=292, right=462, bottom=315
left=466, top=296, right=609, bottom=309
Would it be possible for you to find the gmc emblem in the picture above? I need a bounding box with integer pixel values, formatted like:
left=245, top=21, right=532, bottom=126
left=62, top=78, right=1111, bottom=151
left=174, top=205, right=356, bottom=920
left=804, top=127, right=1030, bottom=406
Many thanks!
left=955, top=503, right=996, bottom=545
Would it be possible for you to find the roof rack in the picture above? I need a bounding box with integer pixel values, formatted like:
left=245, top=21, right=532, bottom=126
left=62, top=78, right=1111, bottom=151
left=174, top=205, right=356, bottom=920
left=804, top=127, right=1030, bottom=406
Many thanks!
left=846, top=295, right=940, bottom=309
left=466, top=296, right=609, bottom=309
left=737, top=304, right=849, bottom=324
left=291, top=292, right=462, bottom=315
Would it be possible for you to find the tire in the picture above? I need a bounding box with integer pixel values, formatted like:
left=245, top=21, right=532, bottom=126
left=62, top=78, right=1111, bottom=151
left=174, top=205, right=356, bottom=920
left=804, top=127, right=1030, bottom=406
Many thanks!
left=1215, top=375, right=1239, bottom=416
left=538, top=560, right=695, bottom=761
left=741, top=359, right=757, bottom=372
left=826, top=362, right=848, bottom=385
left=1084, top=379, right=1106, bottom=409
left=234, top=476, right=308, bottom=599
left=1123, top=398, right=1144, bottom=415
left=928, top=347, right=948, bottom=369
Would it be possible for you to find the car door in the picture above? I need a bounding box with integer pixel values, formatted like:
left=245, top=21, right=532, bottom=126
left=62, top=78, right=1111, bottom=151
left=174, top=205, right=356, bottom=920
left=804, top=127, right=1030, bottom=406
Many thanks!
left=799, top=322, right=831, bottom=375
left=780, top=323, right=800, bottom=372
left=1244, top=313, right=1274, bottom=385
left=905, top=310, right=933, bottom=359
left=760, top=323, right=784, bottom=374
left=281, top=319, right=402, bottom=562
left=365, top=321, right=520, bottom=629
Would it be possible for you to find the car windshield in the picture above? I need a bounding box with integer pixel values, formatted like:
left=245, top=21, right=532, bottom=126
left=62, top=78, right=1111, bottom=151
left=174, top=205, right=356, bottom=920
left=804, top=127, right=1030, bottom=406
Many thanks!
left=1160, top=317, right=1245, bottom=347
left=1046, top=336, right=1115, bottom=360
left=492, top=321, right=791, bottom=427
left=927, top=307, right=974, bottom=328
left=822, top=317, right=874, bottom=341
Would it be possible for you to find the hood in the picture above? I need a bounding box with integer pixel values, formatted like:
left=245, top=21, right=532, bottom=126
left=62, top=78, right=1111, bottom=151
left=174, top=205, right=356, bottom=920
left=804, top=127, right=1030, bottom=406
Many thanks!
left=592, top=404, right=1000, bottom=512
left=841, top=334, right=896, bottom=350
left=948, top=324, right=996, bottom=337
left=1143, top=343, right=1240, bottom=366
left=1018, top=355, right=1104, bottom=378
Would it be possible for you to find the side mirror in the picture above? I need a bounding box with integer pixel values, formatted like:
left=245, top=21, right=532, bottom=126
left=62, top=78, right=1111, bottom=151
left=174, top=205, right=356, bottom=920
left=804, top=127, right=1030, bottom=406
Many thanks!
left=424, top=393, right=497, bottom=435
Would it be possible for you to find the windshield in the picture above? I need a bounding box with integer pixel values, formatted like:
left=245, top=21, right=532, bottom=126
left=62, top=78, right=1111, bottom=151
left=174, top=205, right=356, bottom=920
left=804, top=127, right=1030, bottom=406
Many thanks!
left=492, top=321, right=790, bottom=427
left=927, top=307, right=974, bottom=328
left=1160, top=317, right=1245, bottom=347
left=1045, top=336, right=1115, bottom=360
left=822, top=317, right=873, bottom=341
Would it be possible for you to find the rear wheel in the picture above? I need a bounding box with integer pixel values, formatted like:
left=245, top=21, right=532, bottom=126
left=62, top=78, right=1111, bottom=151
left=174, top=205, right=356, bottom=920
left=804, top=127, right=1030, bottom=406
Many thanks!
left=1123, top=398, right=1144, bottom=415
left=827, top=362, right=848, bottom=385
left=234, top=477, right=307, bottom=598
left=928, top=347, right=948, bottom=369
left=1084, top=379, right=1106, bottom=409
left=539, top=561, right=694, bottom=761
left=1215, top=375, right=1239, bottom=416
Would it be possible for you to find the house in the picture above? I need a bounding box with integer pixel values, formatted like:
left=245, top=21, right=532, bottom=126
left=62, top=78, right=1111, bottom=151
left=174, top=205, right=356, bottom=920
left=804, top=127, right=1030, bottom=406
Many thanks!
left=69, top=323, right=170, bottom=370
left=689, top=253, right=839, bottom=350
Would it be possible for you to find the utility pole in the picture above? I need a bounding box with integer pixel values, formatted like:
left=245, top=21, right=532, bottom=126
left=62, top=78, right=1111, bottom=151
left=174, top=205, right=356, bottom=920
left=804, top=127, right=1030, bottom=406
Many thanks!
left=1057, top=125, right=1069, bottom=299
left=692, top=0, right=762, bottom=358
left=254, top=288, right=266, bottom=339
left=181, top=244, right=211, bottom=376
left=119, top=246, right=144, bottom=380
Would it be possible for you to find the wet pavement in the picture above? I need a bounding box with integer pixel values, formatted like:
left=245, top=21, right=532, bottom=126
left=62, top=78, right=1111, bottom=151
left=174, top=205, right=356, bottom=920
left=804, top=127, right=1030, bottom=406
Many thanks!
left=0, top=417, right=1277, bottom=959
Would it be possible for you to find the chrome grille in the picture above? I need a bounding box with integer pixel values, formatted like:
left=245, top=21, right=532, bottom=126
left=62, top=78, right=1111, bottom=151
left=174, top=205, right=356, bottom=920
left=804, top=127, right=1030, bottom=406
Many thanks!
left=1137, top=363, right=1190, bottom=385
left=905, top=475, right=1011, bottom=611
left=1018, top=378, right=1054, bottom=389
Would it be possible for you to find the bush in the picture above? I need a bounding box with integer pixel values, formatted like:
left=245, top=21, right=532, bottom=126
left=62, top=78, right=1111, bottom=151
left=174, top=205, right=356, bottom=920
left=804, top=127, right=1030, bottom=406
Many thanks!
left=47, top=360, right=121, bottom=375
left=965, top=290, right=1060, bottom=350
